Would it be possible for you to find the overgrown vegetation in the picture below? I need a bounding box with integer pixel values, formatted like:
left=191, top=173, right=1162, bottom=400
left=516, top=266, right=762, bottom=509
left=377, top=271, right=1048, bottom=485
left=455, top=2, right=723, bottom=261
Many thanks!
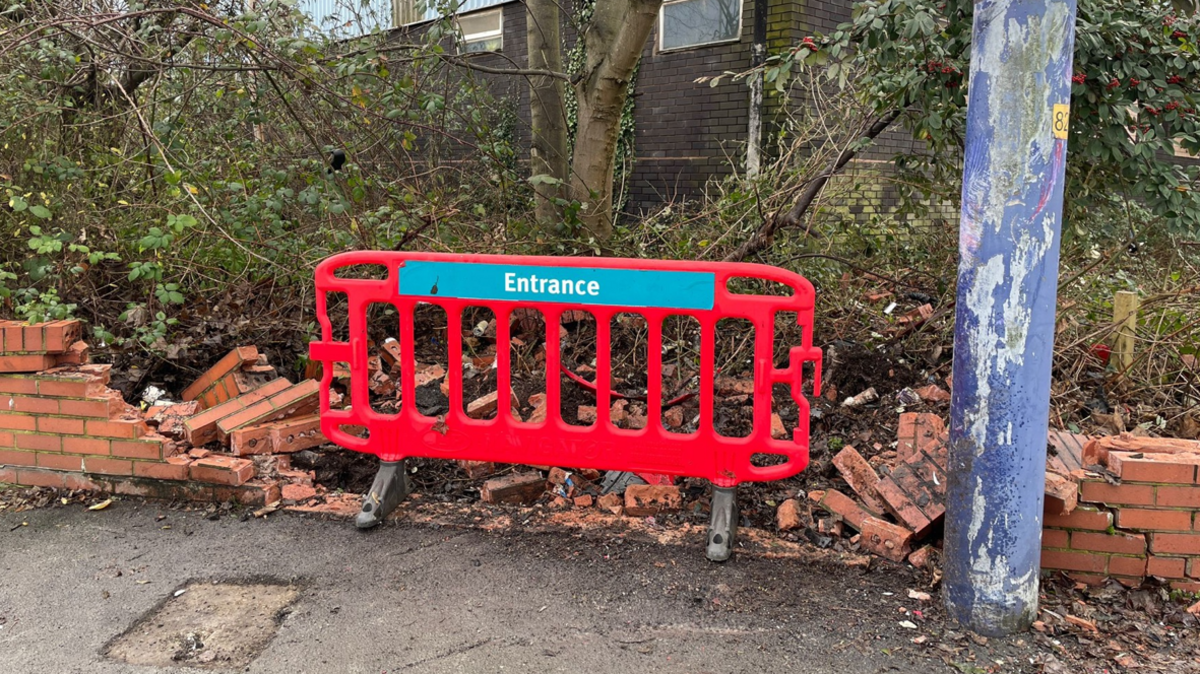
left=0, top=0, right=1195, bottom=434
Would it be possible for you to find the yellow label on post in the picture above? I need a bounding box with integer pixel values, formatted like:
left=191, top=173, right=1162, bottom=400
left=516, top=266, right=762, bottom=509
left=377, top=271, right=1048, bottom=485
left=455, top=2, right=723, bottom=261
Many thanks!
left=1052, top=104, right=1070, bottom=139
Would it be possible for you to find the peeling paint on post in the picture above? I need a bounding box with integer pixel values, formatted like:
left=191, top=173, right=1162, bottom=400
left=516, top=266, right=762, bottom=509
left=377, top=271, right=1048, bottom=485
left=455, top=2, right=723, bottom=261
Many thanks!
left=944, top=0, right=1077, bottom=636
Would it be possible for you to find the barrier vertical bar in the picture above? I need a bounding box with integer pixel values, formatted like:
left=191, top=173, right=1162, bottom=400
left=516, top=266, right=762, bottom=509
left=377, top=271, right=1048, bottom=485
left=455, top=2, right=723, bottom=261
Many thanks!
left=595, top=312, right=612, bottom=426
left=495, top=307, right=513, bottom=422
left=944, top=0, right=1077, bottom=636
left=647, top=317, right=663, bottom=426
left=447, top=307, right=464, bottom=418
left=544, top=308, right=562, bottom=425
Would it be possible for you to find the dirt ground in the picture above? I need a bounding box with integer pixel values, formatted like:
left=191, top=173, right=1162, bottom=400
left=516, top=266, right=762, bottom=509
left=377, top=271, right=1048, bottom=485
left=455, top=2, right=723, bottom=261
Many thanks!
left=2, top=493, right=1199, bottom=673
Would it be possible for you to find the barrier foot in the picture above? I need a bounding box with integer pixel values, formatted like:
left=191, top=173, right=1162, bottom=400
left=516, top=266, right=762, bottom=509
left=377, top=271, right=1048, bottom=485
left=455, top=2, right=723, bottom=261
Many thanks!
left=355, top=459, right=410, bottom=529
left=706, top=486, right=738, bottom=562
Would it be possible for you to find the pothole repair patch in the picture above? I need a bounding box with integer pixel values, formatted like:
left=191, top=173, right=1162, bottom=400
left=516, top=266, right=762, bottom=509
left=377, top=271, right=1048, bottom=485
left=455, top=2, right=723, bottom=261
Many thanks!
left=104, top=580, right=299, bottom=669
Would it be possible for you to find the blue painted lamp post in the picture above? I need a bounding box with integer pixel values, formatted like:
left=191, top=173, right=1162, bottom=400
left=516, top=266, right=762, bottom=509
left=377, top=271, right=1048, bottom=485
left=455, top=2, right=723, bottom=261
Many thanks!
left=943, top=0, right=1078, bottom=635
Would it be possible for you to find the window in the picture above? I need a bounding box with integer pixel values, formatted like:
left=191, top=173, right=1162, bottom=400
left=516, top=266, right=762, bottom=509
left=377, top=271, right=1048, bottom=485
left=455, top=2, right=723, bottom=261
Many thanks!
left=457, top=8, right=502, bottom=52
left=659, top=0, right=742, bottom=52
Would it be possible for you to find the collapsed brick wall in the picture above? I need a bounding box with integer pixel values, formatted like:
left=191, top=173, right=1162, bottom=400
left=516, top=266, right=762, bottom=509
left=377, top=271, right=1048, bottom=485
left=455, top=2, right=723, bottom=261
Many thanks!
left=1041, top=440, right=1200, bottom=593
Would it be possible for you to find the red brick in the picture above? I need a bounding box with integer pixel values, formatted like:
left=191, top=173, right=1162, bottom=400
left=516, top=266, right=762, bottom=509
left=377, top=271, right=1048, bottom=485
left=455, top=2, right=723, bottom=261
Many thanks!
left=229, top=423, right=276, bottom=456
left=1044, top=472, right=1079, bottom=515
left=895, top=412, right=946, bottom=461
left=1170, top=581, right=1200, bottom=593
left=1150, top=533, right=1200, bottom=555
left=190, top=455, right=255, bottom=486
left=0, top=354, right=56, bottom=372
left=42, top=320, right=81, bottom=353
left=282, top=483, right=318, bottom=502
left=1190, top=558, right=1200, bottom=579
left=16, top=433, right=61, bottom=452
left=214, top=380, right=320, bottom=441
left=1109, top=452, right=1199, bottom=484
left=0, top=413, right=36, bottom=432
left=1, top=323, right=25, bottom=353
left=1043, top=505, right=1113, bottom=530
left=624, top=485, right=682, bottom=516
left=1080, top=480, right=1155, bottom=506
left=181, top=346, right=260, bottom=402
left=0, top=377, right=37, bottom=395
left=61, top=436, right=110, bottom=455
left=0, top=466, right=16, bottom=483
left=1157, top=486, right=1200, bottom=508
left=480, top=472, right=547, bottom=504
left=58, top=397, right=118, bottom=418
left=36, top=452, right=83, bottom=471
left=814, top=489, right=873, bottom=530
left=874, top=478, right=934, bottom=536
left=110, top=439, right=165, bottom=460
left=1147, top=556, right=1188, bottom=579
left=182, top=377, right=293, bottom=445
left=1041, top=529, right=1070, bottom=549
left=83, top=457, right=133, bottom=476
left=36, top=416, right=85, bottom=435
left=1117, top=508, right=1193, bottom=531
left=54, top=341, right=89, bottom=365
left=12, top=396, right=60, bottom=415
left=1041, top=549, right=1108, bottom=574
left=133, top=459, right=190, bottom=481
left=1071, top=531, right=1146, bottom=555
left=0, top=430, right=12, bottom=447
left=0, top=449, right=37, bottom=466
left=860, top=516, right=914, bottom=562
left=268, top=416, right=326, bottom=453
left=1108, top=555, right=1148, bottom=577
left=832, top=446, right=888, bottom=515
left=457, top=460, right=497, bottom=480
left=16, top=468, right=65, bottom=488
left=84, top=419, right=146, bottom=439
left=38, top=377, right=105, bottom=399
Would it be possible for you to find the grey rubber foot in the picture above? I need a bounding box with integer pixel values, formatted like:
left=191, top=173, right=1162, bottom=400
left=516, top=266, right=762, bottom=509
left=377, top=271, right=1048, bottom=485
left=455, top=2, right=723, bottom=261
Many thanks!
left=355, top=460, right=410, bottom=529
left=706, top=486, right=737, bottom=562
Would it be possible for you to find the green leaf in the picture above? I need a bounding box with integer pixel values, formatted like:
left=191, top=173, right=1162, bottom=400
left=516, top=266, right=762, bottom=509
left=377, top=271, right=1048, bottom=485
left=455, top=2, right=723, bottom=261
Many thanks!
left=28, top=205, right=51, bottom=219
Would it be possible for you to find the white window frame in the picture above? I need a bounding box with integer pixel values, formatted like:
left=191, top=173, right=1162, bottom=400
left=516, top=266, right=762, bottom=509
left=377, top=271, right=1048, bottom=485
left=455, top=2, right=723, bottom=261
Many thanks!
left=658, top=0, right=743, bottom=53
left=456, top=8, right=503, bottom=53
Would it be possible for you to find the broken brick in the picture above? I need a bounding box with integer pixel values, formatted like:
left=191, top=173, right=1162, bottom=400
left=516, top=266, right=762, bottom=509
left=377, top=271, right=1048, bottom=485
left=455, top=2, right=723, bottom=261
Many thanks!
left=770, top=413, right=788, bottom=440
left=860, top=516, right=914, bottom=563
left=908, top=545, right=935, bottom=570
left=913, top=385, right=951, bottom=403
left=465, top=390, right=519, bottom=420
left=895, top=413, right=946, bottom=462
left=459, top=460, right=497, bottom=479
left=480, top=472, right=546, bottom=505
left=369, top=370, right=395, bottom=396
left=181, top=346, right=260, bottom=403
left=214, top=380, right=321, bottom=443
left=1044, top=471, right=1080, bottom=516
left=777, top=498, right=803, bottom=531
left=832, top=446, right=888, bottom=516
left=663, top=406, right=685, bottom=429
left=281, top=483, right=318, bottom=503
left=414, top=363, right=445, bottom=387
left=813, top=489, right=873, bottom=530
left=577, top=406, right=597, bottom=424
left=190, top=455, right=256, bottom=486
left=380, top=338, right=403, bottom=367
left=574, top=494, right=594, bottom=508
left=181, top=377, right=292, bottom=446
left=715, top=377, right=754, bottom=396
left=55, top=341, right=90, bottom=365
left=624, top=484, right=681, bottom=517
left=597, top=492, right=623, bottom=515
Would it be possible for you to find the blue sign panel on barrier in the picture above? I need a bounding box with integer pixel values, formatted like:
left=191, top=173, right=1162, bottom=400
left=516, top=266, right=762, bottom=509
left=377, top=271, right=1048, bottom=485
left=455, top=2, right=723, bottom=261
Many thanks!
left=398, top=261, right=715, bottom=310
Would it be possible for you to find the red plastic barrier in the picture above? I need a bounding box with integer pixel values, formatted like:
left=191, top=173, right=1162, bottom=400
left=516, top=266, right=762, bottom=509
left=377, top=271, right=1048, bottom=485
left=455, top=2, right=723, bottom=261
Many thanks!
left=309, top=252, right=822, bottom=488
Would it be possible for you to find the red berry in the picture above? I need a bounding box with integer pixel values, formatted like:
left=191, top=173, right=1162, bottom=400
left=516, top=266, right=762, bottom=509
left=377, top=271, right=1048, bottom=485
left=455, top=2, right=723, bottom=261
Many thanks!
left=1146, top=106, right=1160, bottom=115
left=1173, top=30, right=1187, bottom=39
left=1129, top=78, right=1140, bottom=87
left=1168, top=75, right=1184, bottom=84
left=1166, top=101, right=1180, bottom=111
left=1072, top=73, right=1086, bottom=84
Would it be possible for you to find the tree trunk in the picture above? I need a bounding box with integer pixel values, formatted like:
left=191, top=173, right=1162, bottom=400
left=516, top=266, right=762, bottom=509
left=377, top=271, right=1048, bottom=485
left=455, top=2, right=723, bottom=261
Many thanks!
left=569, top=0, right=661, bottom=239
left=526, top=0, right=569, bottom=230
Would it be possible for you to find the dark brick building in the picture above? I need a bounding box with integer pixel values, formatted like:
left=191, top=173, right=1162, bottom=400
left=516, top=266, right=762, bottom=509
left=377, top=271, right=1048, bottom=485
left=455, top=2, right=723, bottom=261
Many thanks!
left=373, top=0, right=934, bottom=219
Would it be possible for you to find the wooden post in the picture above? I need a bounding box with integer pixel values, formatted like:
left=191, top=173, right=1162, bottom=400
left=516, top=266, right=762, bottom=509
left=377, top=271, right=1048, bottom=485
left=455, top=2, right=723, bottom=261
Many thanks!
left=1113, top=290, right=1139, bottom=371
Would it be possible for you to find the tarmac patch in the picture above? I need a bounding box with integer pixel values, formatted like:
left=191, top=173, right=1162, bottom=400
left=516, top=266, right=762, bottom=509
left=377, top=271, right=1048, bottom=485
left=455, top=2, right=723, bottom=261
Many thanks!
left=104, top=580, right=298, bottom=669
